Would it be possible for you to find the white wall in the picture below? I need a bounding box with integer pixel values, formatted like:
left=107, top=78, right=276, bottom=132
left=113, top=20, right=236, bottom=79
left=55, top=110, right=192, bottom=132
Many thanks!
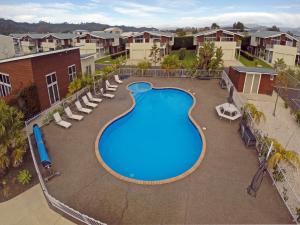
left=0, top=35, right=16, bottom=59
left=81, top=56, right=95, bottom=76
left=271, top=45, right=297, bottom=66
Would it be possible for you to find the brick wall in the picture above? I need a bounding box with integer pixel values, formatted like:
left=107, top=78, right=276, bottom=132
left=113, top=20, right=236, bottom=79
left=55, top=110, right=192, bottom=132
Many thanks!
left=0, top=58, right=34, bottom=102
left=228, top=67, right=246, bottom=92
left=258, top=74, right=276, bottom=95
left=31, top=49, right=81, bottom=110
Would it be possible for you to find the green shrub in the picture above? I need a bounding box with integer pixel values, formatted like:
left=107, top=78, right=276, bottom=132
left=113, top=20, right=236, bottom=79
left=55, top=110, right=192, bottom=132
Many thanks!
left=42, top=106, right=64, bottom=125
left=178, top=48, right=186, bottom=60
left=17, top=169, right=32, bottom=185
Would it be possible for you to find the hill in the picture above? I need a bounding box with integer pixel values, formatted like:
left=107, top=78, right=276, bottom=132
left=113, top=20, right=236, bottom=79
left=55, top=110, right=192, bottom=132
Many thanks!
left=0, top=18, right=158, bottom=35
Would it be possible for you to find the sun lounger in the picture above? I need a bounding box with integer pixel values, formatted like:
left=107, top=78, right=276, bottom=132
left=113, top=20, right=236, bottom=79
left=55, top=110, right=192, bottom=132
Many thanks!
left=105, top=83, right=117, bottom=92
left=82, top=96, right=98, bottom=108
left=114, top=75, right=123, bottom=84
left=75, top=101, right=92, bottom=114
left=65, top=107, right=83, bottom=121
left=100, top=88, right=115, bottom=98
left=53, top=112, right=72, bottom=128
left=105, top=80, right=118, bottom=88
left=87, top=92, right=102, bottom=103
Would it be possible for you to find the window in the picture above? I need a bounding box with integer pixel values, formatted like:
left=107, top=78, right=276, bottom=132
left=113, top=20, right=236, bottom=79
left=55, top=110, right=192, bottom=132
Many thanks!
left=68, top=65, right=76, bottom=82
left=85, top=65, right=92, bottom=75
left=46, top=72, right=60, bottom=105
left=0, top=73, right=12, bottom=97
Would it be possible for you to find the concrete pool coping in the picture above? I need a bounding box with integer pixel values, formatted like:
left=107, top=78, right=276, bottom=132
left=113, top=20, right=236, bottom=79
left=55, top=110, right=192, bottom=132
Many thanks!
left=95, top=81, right=207, bottom=185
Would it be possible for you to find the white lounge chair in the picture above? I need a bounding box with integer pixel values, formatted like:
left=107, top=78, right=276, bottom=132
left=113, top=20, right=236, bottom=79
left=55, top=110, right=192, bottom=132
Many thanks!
left=114, top=75, right=123, bottom=84
left=75, top=101, right=92, bottom=114
left=82, top=96, right=98, bottom=108
left=87, top=92, right=102, bottom=103
left=100, top=88, right=115, bottom=99
left=105, top=83, right=117, bottom=92
left=53, top=112, right=72, bottom=128
left=65, top=107, right=83, bottom=121
left=105, top=80, right=118, bottom=88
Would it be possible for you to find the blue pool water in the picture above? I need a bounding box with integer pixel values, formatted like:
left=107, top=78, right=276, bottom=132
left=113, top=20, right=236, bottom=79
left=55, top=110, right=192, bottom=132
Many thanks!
left=98, top=82, right=203, bottom=182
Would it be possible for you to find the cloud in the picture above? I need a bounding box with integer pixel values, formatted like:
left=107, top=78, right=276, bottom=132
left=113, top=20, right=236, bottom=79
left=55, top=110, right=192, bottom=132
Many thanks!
left=178, top=12, right=300, bottom=28
left=0, top=2, right=112, bottom=24
left=113, top=2, right=165, bottom=17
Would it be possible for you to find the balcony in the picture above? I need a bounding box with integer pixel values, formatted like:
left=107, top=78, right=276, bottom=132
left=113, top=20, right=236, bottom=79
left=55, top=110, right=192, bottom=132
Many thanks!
left=204, top=37, right=217, bottom=42
left=220, top=37, right=234, bottom=42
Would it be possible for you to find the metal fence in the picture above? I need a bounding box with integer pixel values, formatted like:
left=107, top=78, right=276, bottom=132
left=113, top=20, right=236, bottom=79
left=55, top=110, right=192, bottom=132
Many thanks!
left=246, top=111, right=300, bottom=223
left=118, top=67, right=223, bottom=79
left=222, top=70, right=300, bottom=223
left=24, top=88, right=107, bottom=225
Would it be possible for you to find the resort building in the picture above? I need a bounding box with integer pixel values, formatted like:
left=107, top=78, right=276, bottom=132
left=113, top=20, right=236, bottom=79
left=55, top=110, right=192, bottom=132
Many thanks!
left=0, top=35, right=16, bottom=59
left=73, top=29, right=89, bottom=36
left=10, top=33, right=78, bottom=54
left=124, top=31, right=175, bottom=64
left=227, top=66, right=277, bottom=95
left=0, top=47, right=81, bottom=110
left=75, top=31, right=121, bottom=58
left=249, top=31, right=300, bottom=66
left=193, top=29, right=243, bottom=61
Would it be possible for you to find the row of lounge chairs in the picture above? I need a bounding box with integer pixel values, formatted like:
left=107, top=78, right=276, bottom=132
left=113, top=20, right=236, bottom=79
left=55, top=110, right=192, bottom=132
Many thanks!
left=53, top=76, right=123, bottom=128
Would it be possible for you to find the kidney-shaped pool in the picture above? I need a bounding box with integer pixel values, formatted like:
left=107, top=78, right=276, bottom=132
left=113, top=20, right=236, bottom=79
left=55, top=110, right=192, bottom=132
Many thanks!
left=96, top=82, right=205, bottom=184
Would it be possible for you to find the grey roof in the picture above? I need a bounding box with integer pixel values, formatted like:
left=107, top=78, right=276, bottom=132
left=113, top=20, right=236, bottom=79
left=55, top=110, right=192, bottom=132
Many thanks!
left=250, top=31, right=299, bottom=42
left=90, top=31, right=120, bottom=39
left=146, top=31, right=174, bottom=37
left=194, top=29, right=243, bottom=37
left=232, top=66, right=278, bottom=75
left=49, top=33, right=78, bottom=39
left=10, top=33, right=47, bottom=39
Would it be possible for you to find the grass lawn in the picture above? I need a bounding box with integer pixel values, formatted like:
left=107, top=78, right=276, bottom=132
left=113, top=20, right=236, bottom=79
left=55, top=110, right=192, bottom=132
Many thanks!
left=95, top=55, right=126, bottom=64
left=239, top=55, right=273, bottom=69
left=170, top=50, right=197, bottom=65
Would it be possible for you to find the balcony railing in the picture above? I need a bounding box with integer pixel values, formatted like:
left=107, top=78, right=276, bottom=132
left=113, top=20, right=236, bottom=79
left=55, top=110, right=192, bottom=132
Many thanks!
left=204, top=37, right=217, bottom=42
left=220, top=37, right=234, bottom=42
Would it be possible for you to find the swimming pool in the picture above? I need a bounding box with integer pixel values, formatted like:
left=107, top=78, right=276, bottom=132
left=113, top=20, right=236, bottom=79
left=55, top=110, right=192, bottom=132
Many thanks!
left=96, top=82, right=205, bottom=184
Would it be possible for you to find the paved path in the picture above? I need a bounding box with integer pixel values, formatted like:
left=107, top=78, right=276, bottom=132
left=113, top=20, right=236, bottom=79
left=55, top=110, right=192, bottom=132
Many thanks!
left=0, top=184, right=75, bottom=225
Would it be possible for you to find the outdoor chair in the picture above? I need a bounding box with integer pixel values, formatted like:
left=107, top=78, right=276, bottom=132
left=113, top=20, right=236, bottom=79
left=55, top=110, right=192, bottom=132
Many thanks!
left=53, top=112, right=72, bottom=128
left=87, top=92, right=102, bottom=103
left=65, top=107, right=83, bottom=121
left=100, top=88, right=115, bottom=98
left=82, top=96, right=98, bottom=108
left=75, top=101, right=92, bottom=114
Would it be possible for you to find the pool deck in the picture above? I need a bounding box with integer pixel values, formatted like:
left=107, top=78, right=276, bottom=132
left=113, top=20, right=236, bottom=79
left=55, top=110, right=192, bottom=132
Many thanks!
left=42, top=77, right=292, bottom=224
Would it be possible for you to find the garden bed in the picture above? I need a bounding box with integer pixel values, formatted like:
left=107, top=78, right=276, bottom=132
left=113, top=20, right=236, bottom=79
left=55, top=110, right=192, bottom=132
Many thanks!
left=0, top=151, right=38, bottom=202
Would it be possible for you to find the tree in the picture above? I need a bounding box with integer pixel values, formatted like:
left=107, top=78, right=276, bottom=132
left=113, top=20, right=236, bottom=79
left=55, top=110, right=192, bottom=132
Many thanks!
left=268, top=25, right=280, bottom=32
left=244, top=103, right=266, bottom=124
left=274, top=58, right=287, bottom=72
left=262, top=137, right=300, bottom=169
left=161, top=55, right=181, bottom=76
left=137, top=59, right=151, bottom=76
left=149, top=43, right=161, bottom=66
left=0, top=100, right=27, bottom=176
left=175, top=28, right=186, bottom=37
left=233, top=21, right=245, bottom=31
left=195, top=41, right=224, bottom=74
left=211, top=23, right=220, bottom=30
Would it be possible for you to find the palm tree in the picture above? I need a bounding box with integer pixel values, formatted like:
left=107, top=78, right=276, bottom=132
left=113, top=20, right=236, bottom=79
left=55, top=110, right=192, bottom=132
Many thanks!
left=197, top=42, right=215, bottom=70
left=149, top=43, right=161, bottom=66
left=244, top=103, right=266, bottom=124
left=0, top=100, right=27, bottom=176
left=274, top=58, right=287, bottom=72
left=262, top=137, right=300, bottom=169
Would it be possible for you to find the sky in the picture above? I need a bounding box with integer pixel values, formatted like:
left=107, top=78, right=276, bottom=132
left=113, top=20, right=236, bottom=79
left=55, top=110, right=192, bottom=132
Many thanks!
left=0, top=0, right=300, bottom=28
